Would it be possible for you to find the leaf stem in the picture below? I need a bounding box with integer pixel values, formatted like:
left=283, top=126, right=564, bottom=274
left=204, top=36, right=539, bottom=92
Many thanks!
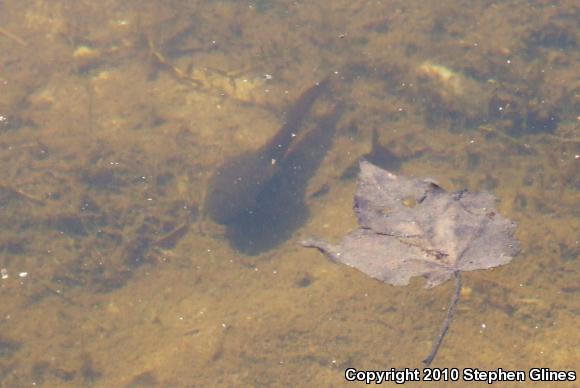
left=422, top=271, right=462, bottom=366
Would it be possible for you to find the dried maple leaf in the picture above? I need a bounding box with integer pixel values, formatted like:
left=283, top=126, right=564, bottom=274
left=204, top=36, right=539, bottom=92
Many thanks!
left=302, top=160, right=520, bottom=364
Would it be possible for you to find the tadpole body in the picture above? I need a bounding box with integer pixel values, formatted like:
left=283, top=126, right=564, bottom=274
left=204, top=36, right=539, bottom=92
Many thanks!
left=205, top=78, right=329, bottom=225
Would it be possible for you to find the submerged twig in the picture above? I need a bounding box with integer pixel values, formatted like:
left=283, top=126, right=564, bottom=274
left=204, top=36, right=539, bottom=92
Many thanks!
left=545, top=134, right=580, bottom=143
left=153, top=222, right=190, bottom=249
left=0, top=184, right=45, bottom=205
left=0, top=27, right=27, bottom=46
left=423, top=271, right=462, bottom=366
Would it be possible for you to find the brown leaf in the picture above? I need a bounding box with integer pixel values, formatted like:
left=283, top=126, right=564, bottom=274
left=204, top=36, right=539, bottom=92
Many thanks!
left=302, top=160, right=519, bottom=288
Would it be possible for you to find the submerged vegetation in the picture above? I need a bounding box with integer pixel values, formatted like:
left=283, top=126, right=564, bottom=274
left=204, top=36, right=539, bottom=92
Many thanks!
left=0, top=0, right=577, bottom=385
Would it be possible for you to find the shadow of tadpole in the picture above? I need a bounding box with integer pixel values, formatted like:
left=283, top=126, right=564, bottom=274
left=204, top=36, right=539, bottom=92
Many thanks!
left=225, top=105, right=343, bottom=255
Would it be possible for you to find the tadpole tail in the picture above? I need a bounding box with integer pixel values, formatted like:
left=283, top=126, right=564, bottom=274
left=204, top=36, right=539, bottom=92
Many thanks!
left=266, top=76, right=331, bottom=162
left=422, top=271, right=462, bottom=366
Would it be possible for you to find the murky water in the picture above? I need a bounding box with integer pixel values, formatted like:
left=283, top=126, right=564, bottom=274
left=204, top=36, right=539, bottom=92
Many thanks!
left=0, top=1, right=577, bottom=386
